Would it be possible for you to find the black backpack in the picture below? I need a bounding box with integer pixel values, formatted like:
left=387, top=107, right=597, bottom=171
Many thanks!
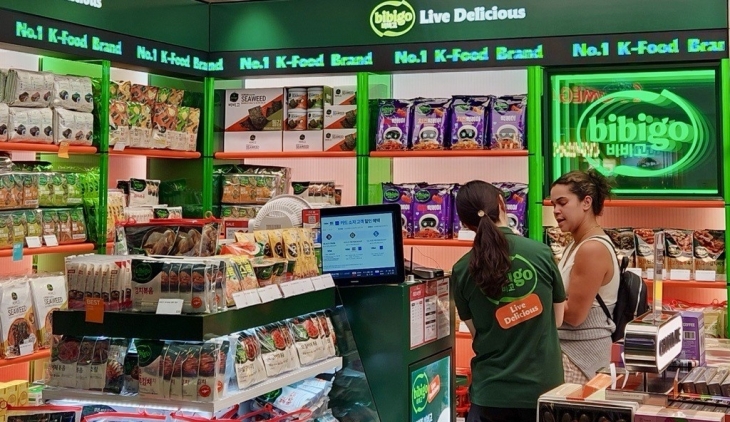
left=592, top=237, right=650, bottom=342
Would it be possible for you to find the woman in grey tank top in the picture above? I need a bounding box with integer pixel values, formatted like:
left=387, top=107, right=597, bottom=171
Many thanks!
left=549, top=169, right=619, bottom=383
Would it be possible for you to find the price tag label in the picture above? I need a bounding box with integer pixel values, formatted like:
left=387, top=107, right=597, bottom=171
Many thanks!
left=113, top=142, right=127, bottom=151
left=257, top=285, right=282, bottom=303
left=58, top=142, right=70, bottom=159
left=279, top=281, right=301, bottom=298
left=695, top=270, right=717, bottom=282
left=85, top=297, right=104, bottom=324
left=12, top=243, right=23, bottom=261
left=669, top=269, right=691, bottom=281
left=43, top=235, right=59, bottom=247
left=233, top=290, right=261, bottom=309
left=25, top=236, right=42, bottom=248
left=298, top=278, right=315, bottom=294
left=310, top=276, right=327, bottom=291
left=19, top=342, right=34, bottom=357
left=156, top=299, right=183, bottom=315
left=320, top=273, right=335, bottom=288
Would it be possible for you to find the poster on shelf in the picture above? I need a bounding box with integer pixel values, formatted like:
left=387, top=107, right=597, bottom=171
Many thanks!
left=410, top=354, right=451, bottom=422
left=548, top=68, right=720, bottom=198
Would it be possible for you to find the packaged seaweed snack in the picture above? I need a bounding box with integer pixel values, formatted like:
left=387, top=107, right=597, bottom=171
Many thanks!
left=8, top=108, right=53, bottom=144
left=490, top=94, right=526, bottom=150
left=53, top=108, right=93, bottom=146
left=152, top=103, right=178, bottom=149
left=29, top=274, right=67, bottom=349
left=109, top=80, right=131, bottom=102
left=0, top=279, right=38, bottom=359
left=52, top=75, right=94, bottom=112
left=449, top=96, right=491, bottom=150
left=0, top=103, right=9, bottom=141
left=130, top=84, right=159, bottom=108
left=493, top=182, right=528, bottom=236
left=5, top=69, right=54, bottom=107
left=411, top=98, right=450, bottom=150
left=156, top=87, right=185, bottom=106
left=127, top=101, right=153, bottom=148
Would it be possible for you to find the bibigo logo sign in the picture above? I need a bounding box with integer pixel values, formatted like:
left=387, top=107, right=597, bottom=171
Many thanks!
left=370, top=0, right=415, bottom=37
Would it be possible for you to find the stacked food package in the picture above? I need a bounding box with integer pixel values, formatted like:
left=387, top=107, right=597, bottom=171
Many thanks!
left=0, top=69, right=94, bottom=146
left=375, top=94, right=526, bottom=151
left=0, top=274, right=68, bottom=358
left=109, top=81, right=200, bottom=151
left=544, top=226, right=726, bottom=281
left=383, top=181, right=528, bottom=239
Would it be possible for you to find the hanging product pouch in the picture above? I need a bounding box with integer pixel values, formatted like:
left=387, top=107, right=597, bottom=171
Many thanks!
left=52, top=75, right=94, bottom=112
left=29, top=274, right=67, bottom=349
left=8, top=108, right=54, bottom=144
left=235, top=330, right=266, bottom=389
left=5, top=69, right=54, bottom=107
left=109, top=100, right=129, bottom=147
left=0, top=279, right=38, bottom=359
left=53, top=108, right=93, bottom=146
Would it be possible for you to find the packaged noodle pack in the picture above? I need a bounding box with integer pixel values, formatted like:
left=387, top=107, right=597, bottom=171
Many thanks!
left=0, top=279, right=38, bottom=358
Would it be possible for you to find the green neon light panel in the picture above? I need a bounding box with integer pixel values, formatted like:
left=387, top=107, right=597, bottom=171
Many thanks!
left=549, top=69, right=720, bottom=197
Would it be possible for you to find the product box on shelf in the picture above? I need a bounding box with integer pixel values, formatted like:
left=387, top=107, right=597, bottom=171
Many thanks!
left=332, top=86, right=356, bottom=105
left=323, top=129, right=356, bottom=152
left=324, top=106, right=357, bottom=130
left=281, top=86, right=333, bottom=152
left=224, top=89, right=284, bottom=152
left=681, top=310, right=706, bottom=366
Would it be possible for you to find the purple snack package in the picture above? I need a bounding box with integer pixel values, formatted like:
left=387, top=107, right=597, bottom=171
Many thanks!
left=413, top=185, right=453, bottom=239
left=411, top=98, right=450, bottom=150
left=376, top=99, right=411, bottom=151
left=493, top=182, right=528, bottom=236
left=449, top=96, right=491, bottom=150
left=490, top=95, right=526, bottom=150
left=451, top=184, right=462, bottom=236
left=382, top=182, right=414, bottom=238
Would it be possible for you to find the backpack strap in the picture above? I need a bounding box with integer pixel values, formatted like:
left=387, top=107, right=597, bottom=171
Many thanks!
left=582, top=235, right=620, bottom=322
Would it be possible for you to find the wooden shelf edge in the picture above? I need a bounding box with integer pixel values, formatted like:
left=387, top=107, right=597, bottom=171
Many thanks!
left=0, top=143, right=97, bottom=154
left=542, top=199, right=724, bottom=208
left=403, top=239, right=473, bottom=247
left=0, top=349, right=51, bottom=367
left=215, top=151, right=356, bottom=159
left=370, top=150, right=528, bottom=158
left=0, top=243, right=96, bottom=257
left=110, top=148, right=201, bottom=159
left=644, top=279, right=727, bottom=289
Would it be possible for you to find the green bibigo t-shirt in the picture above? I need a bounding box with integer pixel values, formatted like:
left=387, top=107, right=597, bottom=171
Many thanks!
left=453, top=227, right=566, bottom=409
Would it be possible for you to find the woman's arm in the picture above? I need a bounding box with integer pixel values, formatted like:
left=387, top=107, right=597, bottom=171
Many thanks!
left=563, top=241, right=613, bottom=326
left=554, top=301, right=565, bottom=327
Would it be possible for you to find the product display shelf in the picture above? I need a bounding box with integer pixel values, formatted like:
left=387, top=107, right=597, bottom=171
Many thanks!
left=0, top=349, right=51, bottom=368
left=42, top=356, right=342, bottom=413
left=0, top=243, right=96, bottom=258
left=370, top=150, right=528, bottom=158
left=0, top=143, right=98, bottom=155
left=215, top=151, right=356, bottom=160
left=109, top=148, right=201, bottom=159
left=403, top=239, right=473, bottom=247
left=644, top=279, right=727, bottom=289
left=52, top=287, right=336, bottom=342
left=542, top=199, right=725, bottom=208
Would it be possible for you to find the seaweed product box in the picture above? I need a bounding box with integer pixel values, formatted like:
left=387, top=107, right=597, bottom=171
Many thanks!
left=323, top=129, right=356, bottom=151
left=324, top=105, right=357, bottom=130
left=332, top=86, right=356, bottom=105
left=680, top=310, right=706, bottom=366
left=224, top=89, right=283, bottom=152
left=282, top=131, right=323, bottom=152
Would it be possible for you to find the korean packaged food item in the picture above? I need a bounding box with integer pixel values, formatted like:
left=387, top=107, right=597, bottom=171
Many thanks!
left=0, top=174, right=23, bottom=210
left=257, top=323, right=294, bottom=377
left=42, top=207, right=87, bottom=244
left=104, top=338, right=128, bottom=393
left=375, top=99, right=411, bottom=151
left=176, top=106, right=200, bottom=152
left=136, top=339, right=165, bottom=397
left=156, top=87, right=185, bottom=106
left=221, top=205, right=261, bottom=219
left=127, top=102, right=153, bottom=148
left=75, top=336, right=95, bottom=390
left=635, top=228, right=658, bottom=274
left=545, top=227, right=573, bottom=263
left=317, top=311, right=338, bottom=357
left=38, top=172, right=66, bottom=207
left=53, top=108, right=93, bottom=146
left=182, top=344, right=202, bottom=401
left=0, top=279, right=37, bottom=358
left=292, top=181, right=336, bottom=205
left=4, top=69, right=54, bottom=107
left=289, top=315, right=326, bottom=365
left=109, top=100, right=129, bottom=147
left=197, top=341, right=219, bottom=401
left=0, top=103, right=9, bottom=141
left=128, top=178, right=160, bottom=207
left=236, top=330, right=267, bottom=389
left=664, top=229, right=694, bottom=273
left=449, top=96, right=491, bottom=150
left=50, top=335, right=81, bottom=388
left=162, top=343, right=183, bottom=399
left=490, top=94, right=527, bottom=150
left=694, top=230, right=726, bottom=280
left=8, top=107, right=54, bottom=144
left=29, top=274, right=67, bottom=349
left=109, top=80, right=131, bottom=101
left=411, top=98, right=449, bottom=150
left=382, top=182, right=417, bottom=238
left=89, top=337, right=110, bottom=390
left=604, top=227, right=636, bottom=267
left=123, top=349, right=139, bottom=394
left=152, top=205, right=183, bottom=220
left=130, top=84, right=159, bottom=108
left=413, top=185, right=453, bottom=239
left=152, top=103, right=178, bottom=149
left=52, top=75, right=94, bottom=112
left=221, top=174, right=282, bottom=205
left=493, top=182, right=528, bottom=236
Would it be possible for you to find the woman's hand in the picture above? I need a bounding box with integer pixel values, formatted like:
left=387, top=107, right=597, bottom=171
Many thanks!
left=563, top=240, right=614, bottom=326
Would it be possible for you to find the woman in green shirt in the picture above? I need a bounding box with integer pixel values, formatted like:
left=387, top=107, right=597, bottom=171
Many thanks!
left=453, top=180, right=566, bottom=422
